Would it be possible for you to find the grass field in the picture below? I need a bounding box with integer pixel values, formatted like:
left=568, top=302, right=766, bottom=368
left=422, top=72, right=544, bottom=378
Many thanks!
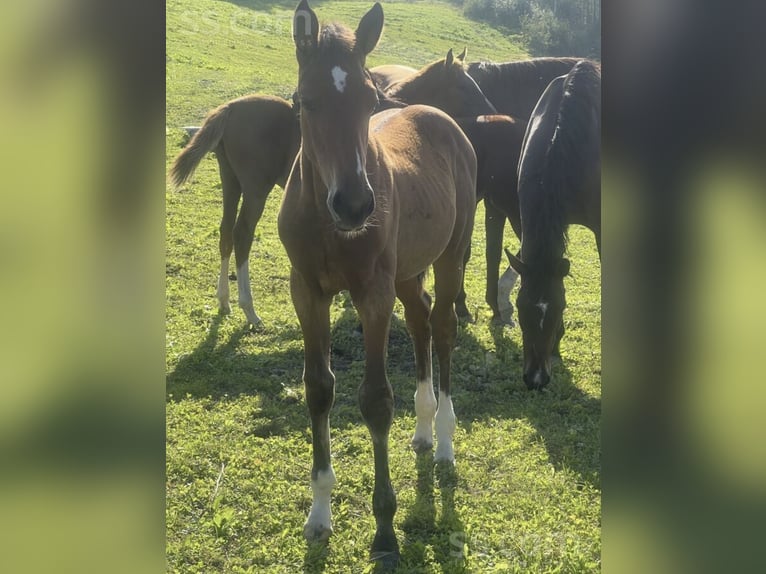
left=166, top=1, right=601, bottom=572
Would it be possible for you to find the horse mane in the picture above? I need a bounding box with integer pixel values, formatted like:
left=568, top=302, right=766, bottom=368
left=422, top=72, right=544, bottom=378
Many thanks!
left=523, top=60, right=601, bottom=267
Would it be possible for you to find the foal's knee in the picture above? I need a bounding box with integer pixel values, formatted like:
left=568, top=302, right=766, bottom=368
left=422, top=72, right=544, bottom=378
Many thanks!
left=305, top=368, right=335, bottom=414
left=359, top=381, right=394, bottom=433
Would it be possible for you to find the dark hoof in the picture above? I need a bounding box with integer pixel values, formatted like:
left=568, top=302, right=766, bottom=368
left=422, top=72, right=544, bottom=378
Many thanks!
left=456, top=307, right=475, bottom=324
left=411, top=437, right=433, bottom=453
left=490, top=313, right=515, bottom=327
left=228, top=272, right=237, bottom=280
left=370, top=530, right=399, bottom=570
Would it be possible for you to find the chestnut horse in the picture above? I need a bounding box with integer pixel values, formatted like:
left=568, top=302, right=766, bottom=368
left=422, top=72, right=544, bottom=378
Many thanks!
left=280, top=1, right=476, bottom=565
left=507, top=60, right=601, bottom=390
left=169, top=95, right=300, bottom=327
left=170, top=53, right=493, bottom=327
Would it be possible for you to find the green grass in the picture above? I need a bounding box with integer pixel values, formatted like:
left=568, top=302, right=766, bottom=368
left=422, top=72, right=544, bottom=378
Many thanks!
left=166, top=1, right=600, bottom=572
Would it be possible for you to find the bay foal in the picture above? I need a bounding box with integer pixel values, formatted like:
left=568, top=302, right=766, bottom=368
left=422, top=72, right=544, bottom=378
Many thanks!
left=279, top=1, right=476, bottom=563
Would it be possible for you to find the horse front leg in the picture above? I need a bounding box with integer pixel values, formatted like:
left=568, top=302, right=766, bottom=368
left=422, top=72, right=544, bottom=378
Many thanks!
left=290, top=268, right=335, bottom=542
left=353, top=281, right=399, bottom=564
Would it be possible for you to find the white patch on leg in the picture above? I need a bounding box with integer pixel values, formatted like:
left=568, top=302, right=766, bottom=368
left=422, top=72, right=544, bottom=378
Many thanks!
left=497, top=265, right=519, bottom=324
left=304, top=467, right=336, bottom=541
left=536, top=300, right=548, bottom=330
left=434, top=390, right=456, bottom=463
left=217, top=258, right=231, bottom=313
left=412, top=379, right=437, bottom=450
left=237, top=260, right=261, bottom=326
left=331, top=66, right=347, bottom=93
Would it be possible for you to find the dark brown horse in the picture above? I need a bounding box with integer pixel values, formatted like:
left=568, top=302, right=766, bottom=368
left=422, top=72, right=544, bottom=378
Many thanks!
left=507, top=60, right=601, bottom=390
left=467, top=57, right=581, bottom=119
left=170, top=53, right=493, bottom=328
left=280, top=1, right=476, bottom=565
left=454, top=114, right=528, bottom=324
left=169, top=95, right=300, bottom=327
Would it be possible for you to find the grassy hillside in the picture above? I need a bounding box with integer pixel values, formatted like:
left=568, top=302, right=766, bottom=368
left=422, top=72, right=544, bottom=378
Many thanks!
left=166, top=1, right=600, bottom=572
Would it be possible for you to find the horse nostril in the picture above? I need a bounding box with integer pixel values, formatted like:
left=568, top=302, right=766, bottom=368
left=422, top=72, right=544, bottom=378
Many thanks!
left=331, top=188, right=375, bottom=229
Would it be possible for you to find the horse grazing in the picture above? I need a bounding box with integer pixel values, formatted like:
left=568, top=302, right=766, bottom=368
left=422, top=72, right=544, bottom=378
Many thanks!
left=454, top=114, right=528, bottom=324
left=169, top=95, right=300, bottom=327
left=280, top=1, right=476, bottom=564
left=506, top=60, right=601, bottom=390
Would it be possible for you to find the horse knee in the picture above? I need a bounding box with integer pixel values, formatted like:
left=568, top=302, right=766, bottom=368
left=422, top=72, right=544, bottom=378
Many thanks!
left=359, top=381, right=394, bottom=433
left=305, top=369, right=335, bottom=414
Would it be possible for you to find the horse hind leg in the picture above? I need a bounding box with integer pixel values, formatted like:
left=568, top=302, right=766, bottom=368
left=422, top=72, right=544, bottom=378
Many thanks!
left=396, top=274, right=436, bottom=452
left=233, top=178, right=272, bottom=328
left=430, top=248, right=468, bottom=464
left=216, top=155, right=241, bottom=314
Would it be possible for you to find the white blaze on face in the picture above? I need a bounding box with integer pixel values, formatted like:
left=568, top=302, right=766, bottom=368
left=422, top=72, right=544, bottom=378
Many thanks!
left=331, top=66, right=347, bottom=93
left=536, top=300, right=548, bottom=330
left=356, top=149, right=364, bottom=176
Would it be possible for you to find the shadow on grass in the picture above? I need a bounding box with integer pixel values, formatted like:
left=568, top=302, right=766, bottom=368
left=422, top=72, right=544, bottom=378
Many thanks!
left=302, top=541, right=330, bottom=574
left=168, top=296, right=600, bottom=481
left=167, top=293, right=600, bottom=569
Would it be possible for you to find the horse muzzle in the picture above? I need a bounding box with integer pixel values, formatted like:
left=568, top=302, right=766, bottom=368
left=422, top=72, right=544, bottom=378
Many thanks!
left=327, top=186, right=375, bottom=232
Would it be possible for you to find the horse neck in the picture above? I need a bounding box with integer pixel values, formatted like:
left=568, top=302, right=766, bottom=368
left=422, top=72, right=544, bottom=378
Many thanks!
left=520, top=167, right=568, bottom=267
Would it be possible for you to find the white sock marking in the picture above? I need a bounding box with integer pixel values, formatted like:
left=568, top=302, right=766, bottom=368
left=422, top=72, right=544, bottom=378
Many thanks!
left=331, top=66, right=347, bottom=93
left=497, top=265, right=519, bottom=321
left=305, top=467, right=336, bottom=536
left=412, top=378, right=437, bottom=448
left=237, top=260, right=261, bottom=325
left=434, top=390, right=456, bottom=462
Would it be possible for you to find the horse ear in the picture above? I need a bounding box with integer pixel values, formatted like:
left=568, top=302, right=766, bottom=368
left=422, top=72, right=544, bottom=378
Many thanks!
left=457, top=47, right=467, bottom=62
left=445, top=48, right=454, bottom=68
left=355, top=2, right=384, bottom=57
left=557, top=258, right=571, bottom=277
left=505, top=248, right=526, bottom=276
left=294, top=0, right=319, bottom=58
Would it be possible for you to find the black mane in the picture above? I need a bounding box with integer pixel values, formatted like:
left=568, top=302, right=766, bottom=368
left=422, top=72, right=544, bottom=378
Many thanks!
left=522, top=60, right=601, bottom=269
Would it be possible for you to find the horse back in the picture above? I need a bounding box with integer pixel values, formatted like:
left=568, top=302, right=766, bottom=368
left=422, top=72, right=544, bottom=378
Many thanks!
left=222, top=95, right=300, bottom=187
left=370, top=105, right=477, bottom=281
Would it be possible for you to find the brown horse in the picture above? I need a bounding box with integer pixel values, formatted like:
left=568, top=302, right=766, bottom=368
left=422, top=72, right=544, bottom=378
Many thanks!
left=368, top=63, right=417, bottom=91
left=383, top=48, right=496, bottom=118
left=280, top=1, right=476, bottom=565
left=170, top=53, right=493, bottom=328
left=169, top=95, right=300, bottom=327
left=454, top=114, right=528, bottom=324
left=506, top=60, right=601, bottom=390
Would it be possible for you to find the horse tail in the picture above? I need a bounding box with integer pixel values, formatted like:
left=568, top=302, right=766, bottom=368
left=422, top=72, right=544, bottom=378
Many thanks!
left=169, top=103, right=231, bottom=188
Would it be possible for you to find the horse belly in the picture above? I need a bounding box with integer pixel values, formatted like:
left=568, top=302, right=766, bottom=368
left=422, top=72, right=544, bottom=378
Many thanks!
left=394, top=178, right=458, bottom=281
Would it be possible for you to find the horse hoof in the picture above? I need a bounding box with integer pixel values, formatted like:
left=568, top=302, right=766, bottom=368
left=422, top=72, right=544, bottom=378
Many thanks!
left=411, top=437, right=433, bottom=453
left=217, top=304, right=231, bottom=315
left=491, top=313, right=514, bottom=327
left=370, top=530, right=399, bottom=569
left=456, top=310, right=475, bottom=324
left=303, top=522, right=333, bottom=543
